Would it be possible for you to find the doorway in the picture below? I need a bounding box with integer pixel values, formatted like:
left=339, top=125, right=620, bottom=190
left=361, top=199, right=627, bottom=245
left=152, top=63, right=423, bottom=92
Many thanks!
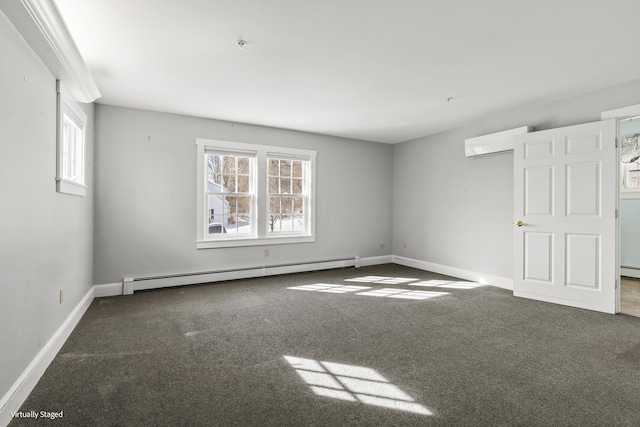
left=619, top=115, right=640, bottom=316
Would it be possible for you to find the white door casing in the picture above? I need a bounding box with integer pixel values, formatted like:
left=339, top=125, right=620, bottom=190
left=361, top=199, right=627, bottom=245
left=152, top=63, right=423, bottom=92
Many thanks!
left=513, top=120, right=617, bottom=313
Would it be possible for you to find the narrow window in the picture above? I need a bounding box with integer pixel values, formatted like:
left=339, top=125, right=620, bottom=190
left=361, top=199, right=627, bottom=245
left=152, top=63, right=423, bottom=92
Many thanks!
left=56, top=81, right=87, bottom=196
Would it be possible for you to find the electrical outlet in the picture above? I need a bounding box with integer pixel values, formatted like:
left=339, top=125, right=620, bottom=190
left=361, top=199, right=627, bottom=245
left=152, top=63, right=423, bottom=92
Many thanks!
left=264, top=248, right=269, bottom=257
left=403, top=241, right=407, bottom=248
left=59, top=288, right=63, bottom=304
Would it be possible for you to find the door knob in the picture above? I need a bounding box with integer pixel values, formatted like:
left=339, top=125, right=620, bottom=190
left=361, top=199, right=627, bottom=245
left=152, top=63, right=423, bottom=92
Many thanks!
left=514, top=220, right=524, bottom=227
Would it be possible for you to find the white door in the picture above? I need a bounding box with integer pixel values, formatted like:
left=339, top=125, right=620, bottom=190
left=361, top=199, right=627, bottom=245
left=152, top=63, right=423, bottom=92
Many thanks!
left=513, top=120, right=617, bottom=313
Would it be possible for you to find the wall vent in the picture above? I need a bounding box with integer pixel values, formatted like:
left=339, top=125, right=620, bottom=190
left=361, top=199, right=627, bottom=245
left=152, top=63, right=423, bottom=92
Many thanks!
left=465, top=126, right=531, bottom=157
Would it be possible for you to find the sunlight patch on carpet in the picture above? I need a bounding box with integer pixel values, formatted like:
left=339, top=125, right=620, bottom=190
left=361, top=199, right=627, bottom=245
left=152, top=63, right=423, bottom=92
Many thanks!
left=344, top=276, right=420, bottom=285
left=287, top=284, right=449, bottom=301
left=356, top=288, right=450, bottom=300
left=287, top=283, right=372, bottom=293
left=409, top=280, right=487, bottom=290
left=284, top=356, right=432, bottom=415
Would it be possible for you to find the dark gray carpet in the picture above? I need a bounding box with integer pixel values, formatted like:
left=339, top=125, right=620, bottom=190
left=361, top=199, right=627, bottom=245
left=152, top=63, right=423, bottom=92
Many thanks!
left=10, top=264, right=640, bottom=426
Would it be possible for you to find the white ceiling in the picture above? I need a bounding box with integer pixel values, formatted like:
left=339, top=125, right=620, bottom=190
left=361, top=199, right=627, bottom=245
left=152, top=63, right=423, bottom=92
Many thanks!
left=54, top=0, right=640, bottom=144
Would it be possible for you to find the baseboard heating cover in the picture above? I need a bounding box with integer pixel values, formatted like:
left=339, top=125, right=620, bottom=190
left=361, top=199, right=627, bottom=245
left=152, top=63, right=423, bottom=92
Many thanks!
left=122, top=255, right=392, bottom=295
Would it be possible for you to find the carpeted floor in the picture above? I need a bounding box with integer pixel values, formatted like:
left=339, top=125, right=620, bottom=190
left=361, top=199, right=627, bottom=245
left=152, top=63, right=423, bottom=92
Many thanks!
left=9, top=264, right=640, bottom=426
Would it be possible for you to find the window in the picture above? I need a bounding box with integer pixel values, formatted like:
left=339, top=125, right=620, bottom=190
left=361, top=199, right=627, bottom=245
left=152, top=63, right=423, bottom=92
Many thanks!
left=620, top=122, right=640, bottom=197
left=206, top=152, right=254, bottom=237
left=622, top=159, right=640, bottom=193
left=56, top=81, right=87, bottom=196
left=196, top=139, right=316, bottom=248
left=268, top=157, right=309, bottom=234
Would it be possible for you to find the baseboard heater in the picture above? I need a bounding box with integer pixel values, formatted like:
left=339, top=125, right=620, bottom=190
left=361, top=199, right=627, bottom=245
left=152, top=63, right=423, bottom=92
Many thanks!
left=122, top=256, right=361, bottom=295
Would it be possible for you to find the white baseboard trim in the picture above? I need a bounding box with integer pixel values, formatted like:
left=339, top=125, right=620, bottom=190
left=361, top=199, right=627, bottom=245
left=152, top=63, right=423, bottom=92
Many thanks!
left=124, top=255, right=393, bottom=295
left=621, top=267, right=640, bottom=279
left=93, top=282, right=123, bottom=298
left=392, top=256, right=513, bottom=290
left=0, top=286, right=95, bottom=427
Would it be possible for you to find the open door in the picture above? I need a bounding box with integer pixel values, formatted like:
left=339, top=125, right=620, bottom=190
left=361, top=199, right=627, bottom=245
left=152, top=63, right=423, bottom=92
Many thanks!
left=513, top=120, right=617, bottom=313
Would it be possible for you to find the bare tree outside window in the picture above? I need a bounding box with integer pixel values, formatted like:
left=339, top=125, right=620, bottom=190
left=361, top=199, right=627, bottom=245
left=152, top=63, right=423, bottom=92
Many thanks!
left=268, top=158, right=306, bottom=233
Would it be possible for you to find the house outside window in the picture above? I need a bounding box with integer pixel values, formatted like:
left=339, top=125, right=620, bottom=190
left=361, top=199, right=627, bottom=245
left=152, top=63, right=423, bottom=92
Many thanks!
left=206, top=152, right=253, bottom=236
left=621, top=127, right=640, bottom=197
left=196, top=139, right=316, bottom=248
left=623, top=159, right=640, bottom=190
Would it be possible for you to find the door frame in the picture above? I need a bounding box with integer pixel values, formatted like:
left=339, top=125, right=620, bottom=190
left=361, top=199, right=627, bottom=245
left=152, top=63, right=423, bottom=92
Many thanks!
left=602, top=103, right=640, bottom=314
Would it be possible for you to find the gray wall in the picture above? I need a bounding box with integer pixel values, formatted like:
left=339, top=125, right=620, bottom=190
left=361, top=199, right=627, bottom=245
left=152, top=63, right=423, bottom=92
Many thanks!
left=393, top=79, right=640, bottom=280
left=93, top=105, right=393, bottom=284
left=621, top=199, right=640, bottom=269
left=0, top=10, right=94, bottom=400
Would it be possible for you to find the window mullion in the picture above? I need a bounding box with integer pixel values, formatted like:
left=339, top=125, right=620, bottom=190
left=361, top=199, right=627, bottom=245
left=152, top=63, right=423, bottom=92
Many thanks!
left=255, top=150, right=267, bottom=238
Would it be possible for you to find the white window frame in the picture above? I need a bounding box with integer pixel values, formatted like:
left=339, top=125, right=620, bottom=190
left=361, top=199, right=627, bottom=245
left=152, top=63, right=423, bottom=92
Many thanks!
left=266, top=153, right=311, bottom=236
left=620, top=118, right=640, bottom=198
left=205, top=148, right=258, bottom=240
left=621, top=159, right=640, bottom=198
left=56, top=81, right=87, bottom=196
left=196, top=138, right=316, bottom=249
left=604, top=107, right=640, bottom=200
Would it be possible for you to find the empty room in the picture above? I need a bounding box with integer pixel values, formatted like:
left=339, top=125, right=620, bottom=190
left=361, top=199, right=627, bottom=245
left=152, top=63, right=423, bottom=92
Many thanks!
left=3, top=0, right=640, bottom=425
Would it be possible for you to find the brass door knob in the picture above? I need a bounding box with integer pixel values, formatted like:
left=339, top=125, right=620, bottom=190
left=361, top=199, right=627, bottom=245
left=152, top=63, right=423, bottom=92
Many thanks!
left=514, top=220, right=524, bottom=227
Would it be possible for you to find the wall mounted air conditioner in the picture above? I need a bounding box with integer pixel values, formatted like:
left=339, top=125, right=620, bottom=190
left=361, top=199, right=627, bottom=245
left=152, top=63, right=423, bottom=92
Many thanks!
left=464, top=125, right=531, bottom=157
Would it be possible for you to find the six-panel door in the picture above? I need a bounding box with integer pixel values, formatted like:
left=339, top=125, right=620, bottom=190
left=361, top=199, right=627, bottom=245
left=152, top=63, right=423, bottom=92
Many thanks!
left=513, top=120, right=617, bottom=313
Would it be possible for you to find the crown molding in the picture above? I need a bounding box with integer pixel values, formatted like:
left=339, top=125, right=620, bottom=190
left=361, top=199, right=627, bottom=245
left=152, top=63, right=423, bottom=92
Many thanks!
left=0, top=0, right=101, bottom=103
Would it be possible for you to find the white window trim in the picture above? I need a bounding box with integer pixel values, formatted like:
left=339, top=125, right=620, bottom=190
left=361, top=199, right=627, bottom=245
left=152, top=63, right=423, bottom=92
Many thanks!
left=266, top=153, right=312, bottom=237
left=603, top=105, right=640, bottom=200
left=196, top=138, right=316, bottom=249
left=56, top=81, right=87, bottom=197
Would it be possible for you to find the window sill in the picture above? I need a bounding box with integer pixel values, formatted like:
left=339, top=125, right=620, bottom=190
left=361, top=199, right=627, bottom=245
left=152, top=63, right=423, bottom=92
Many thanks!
left=196, top=235, right=316, bottom=249
left=56, top=179, right=86, bottom=197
